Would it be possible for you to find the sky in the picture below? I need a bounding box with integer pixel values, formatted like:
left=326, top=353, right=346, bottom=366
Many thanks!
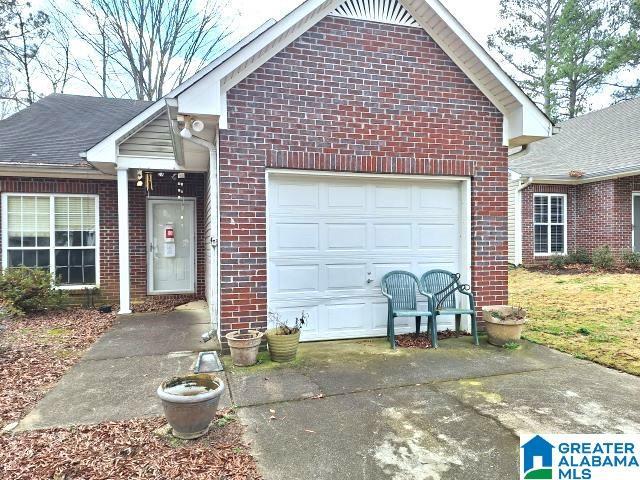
left=228, top=0, right=501, bottom=47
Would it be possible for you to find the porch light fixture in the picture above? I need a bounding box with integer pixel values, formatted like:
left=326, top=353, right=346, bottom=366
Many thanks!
left=180, top=126, right=192, bottom=139
left=191, top=119, right=205, bottom=132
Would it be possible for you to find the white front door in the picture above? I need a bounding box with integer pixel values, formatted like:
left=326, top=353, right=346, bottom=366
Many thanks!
left=147, top=198, right=196, bottom=294
left=267, top=173, right=467, bottom=341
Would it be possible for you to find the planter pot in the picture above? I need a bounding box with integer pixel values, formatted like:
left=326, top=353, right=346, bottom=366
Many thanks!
left=482, top=306, right=527, bottom=346
left=157, top=374, right=225, bottom=440
left=266, top=329, right=300, bottom=362
left=226, top=330, right=264, bottom=366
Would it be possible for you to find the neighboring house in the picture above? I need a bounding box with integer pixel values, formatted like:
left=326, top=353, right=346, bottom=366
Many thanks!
left=0, top=0, right=551, bottom=345
left=509, top=97, right=640, bottom=266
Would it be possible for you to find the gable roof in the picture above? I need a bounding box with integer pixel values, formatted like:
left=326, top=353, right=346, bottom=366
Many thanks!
left=0, top=94, right=151, bottom=168
left=87, top=0, right=553, bottom=167
left=510, top=97, right=640, bottom=182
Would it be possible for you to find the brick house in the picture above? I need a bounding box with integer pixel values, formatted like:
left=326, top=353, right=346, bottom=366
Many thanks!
left=509, top=98, right=640, bottom=266
left=0, top=0, right=550, bottom=343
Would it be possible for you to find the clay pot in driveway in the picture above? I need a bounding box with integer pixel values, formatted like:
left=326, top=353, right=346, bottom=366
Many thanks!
left=482, top=306, right=527, bottom=346
left=226, top=330, right=264, bottom=366
left=157, top=374, right=225, bottom=439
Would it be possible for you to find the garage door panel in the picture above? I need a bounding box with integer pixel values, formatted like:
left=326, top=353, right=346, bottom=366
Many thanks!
left=326, top=303, right=369, bottom=331
left=327, top=184, right=366, bottom=208
left=274, top=264, right=319, bottom=293
left=373, top=224, right=412, bottom=249
left=275, top=223, right=319, bottom=251
left=374, top=186, right=411, bottom=210
left=326, top=223, right=367, bottom=250
left=268, top=174, right=464, bottom=341
left=327, top=264, right=367, bottom=290
left=276, top=182, right=319, bottom=208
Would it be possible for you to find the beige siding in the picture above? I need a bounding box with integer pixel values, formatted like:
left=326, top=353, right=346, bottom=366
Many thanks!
left=119, top=115, right=174, bottom=158
left=508, top=175, right=518, bottom=264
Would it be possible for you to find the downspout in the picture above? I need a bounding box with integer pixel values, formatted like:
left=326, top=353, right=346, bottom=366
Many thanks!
left=180, top=131, right=220, bottom=343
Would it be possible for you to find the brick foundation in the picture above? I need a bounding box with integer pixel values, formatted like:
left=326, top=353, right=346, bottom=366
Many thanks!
left=218, top=16, right=509, bottom=340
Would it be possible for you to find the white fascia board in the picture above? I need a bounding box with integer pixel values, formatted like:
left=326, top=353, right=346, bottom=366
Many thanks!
left=404, top=0, right=552, bottom=146
left=117, top=156, right=185, bottom=171
left=176, top=0, right=340, bottom=122
left=0, top=164, right=114, bottom=180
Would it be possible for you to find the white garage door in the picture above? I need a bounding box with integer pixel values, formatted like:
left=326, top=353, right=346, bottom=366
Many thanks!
left=267, top=173, right=466, bottom=341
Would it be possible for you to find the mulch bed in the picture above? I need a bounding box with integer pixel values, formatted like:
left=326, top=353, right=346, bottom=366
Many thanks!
left=525, top=264, right=640, bottom=275
left=0, top=309, right=117, bottom=427
left=395, top=329, right=470, bottom=349
left=0, top=413, right=262, bottom=480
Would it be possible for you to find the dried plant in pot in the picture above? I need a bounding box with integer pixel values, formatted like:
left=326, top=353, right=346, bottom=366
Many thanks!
left=225, top=330, right=264, bottom=366
left=482, top=306, right=527, bottom=346
left=265, top=311, right=307, bottom=362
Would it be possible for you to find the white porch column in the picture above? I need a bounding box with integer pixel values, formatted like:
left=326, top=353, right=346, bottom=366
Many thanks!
left=117, top=168, right=131, bottom=314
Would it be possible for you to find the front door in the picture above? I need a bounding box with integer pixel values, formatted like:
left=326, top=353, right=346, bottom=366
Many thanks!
left=147, top=198, right=196, bottom=294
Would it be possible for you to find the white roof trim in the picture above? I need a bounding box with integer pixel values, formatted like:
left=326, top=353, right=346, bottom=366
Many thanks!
left=87, top=0, right=552, bottom=165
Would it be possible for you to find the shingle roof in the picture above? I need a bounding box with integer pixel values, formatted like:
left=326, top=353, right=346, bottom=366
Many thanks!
left=0, top=94, right=152, bottom=167
left=510, top=97, right=640, bottom=181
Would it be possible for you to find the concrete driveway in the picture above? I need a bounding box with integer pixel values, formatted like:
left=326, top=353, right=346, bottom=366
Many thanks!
left=226, top=337, right=640, bottom=480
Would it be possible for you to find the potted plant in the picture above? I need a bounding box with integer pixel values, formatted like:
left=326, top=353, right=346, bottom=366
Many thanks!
left=482, top=306, right=527, bottom=346
left=225, top=330, right=264, bottom=366
left=157, top=374, right=225, bottom=439
left=265, top=311, right=307, bottom=362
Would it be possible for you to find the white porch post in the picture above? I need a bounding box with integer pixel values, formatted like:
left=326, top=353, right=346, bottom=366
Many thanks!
left=117, top=168, right=131, bottom=314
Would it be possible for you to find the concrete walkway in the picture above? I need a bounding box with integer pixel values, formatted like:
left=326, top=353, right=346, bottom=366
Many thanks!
left=17, top=307, right=224, bottom=431
left=224, top=338, right=640, bottom=480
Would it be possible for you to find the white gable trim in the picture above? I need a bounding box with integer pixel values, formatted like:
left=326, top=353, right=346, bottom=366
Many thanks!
left=87, top=0, right=552, bottom=165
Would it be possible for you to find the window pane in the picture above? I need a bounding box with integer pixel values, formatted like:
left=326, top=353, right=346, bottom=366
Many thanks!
left=551, top=225, right=564, bottom=253
left=36, top=197, right=50, bottom=247
left=37, top=250, right=50, bottom=268
left=8, top=250, right=23, bottom=267
left=23, top=250, right=37, bottom=267
left=535, top=224, right=548, bottom=253
left=534, top=196, right=548, bottom=223
left=54, top=248, right=96, bottom=285
left=70, top=231, right=83, bottom=247
left=55, top=231, right=69, bottom=247
left=551, top=196, right=564, bottom=223
left=6, top=196, right=50, bottom=248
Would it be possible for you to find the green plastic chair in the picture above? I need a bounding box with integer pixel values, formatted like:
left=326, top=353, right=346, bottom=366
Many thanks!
left=380, top=271, right=434, bottom=349
left=420, top=270, right=479, bottom=347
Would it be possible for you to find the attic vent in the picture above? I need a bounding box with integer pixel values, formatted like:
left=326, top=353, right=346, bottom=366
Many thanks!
left=332, top=0, right=419, bottom=27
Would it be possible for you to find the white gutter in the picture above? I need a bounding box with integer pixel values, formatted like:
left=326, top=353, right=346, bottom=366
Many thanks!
left=180, top=130, right=220, bottom=342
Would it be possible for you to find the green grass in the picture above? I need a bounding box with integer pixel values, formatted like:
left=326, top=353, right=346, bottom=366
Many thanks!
left=510, top=269, right=640, bottom=376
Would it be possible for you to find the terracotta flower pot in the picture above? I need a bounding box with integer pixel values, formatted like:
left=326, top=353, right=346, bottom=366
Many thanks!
left=226, top=330, right=264, bottom=366
left=482, top=306, right=527, bottom=346
left=266, top=328, right=300, bottom=362
left=157, top=374, right=225, bottom=440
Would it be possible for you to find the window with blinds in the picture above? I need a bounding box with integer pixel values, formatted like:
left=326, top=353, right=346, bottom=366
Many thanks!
left=533, top=193, right=566, bottom=255
left=3, top=194, right=99, bottom=287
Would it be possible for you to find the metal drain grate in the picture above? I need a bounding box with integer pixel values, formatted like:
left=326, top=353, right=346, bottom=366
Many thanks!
left=194, top=351, right=224, bottom=373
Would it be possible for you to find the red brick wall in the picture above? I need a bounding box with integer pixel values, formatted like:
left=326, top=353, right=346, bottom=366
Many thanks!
left=0, top=174, right=206, bottom=304
left=0, top=176, right=120, bottom=299
left=218, top=16, right=508, bottom=339
left=521, top=176, right=640, bottom=265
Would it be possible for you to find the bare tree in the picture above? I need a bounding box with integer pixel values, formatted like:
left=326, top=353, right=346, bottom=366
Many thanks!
left=60, top=0, right=231, bottom=100
left=0, top=0, right=50, bottom=107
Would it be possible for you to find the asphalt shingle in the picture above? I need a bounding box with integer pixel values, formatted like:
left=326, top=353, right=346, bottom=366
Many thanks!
left=510, top=97, right=640, bottom=180
left=0, top=94, right=152, bottom=167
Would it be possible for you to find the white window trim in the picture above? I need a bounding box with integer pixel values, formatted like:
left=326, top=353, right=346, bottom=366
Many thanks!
left=533, top=193, right=567, bottom=257
left=1, top=193, right=100, bottom=290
